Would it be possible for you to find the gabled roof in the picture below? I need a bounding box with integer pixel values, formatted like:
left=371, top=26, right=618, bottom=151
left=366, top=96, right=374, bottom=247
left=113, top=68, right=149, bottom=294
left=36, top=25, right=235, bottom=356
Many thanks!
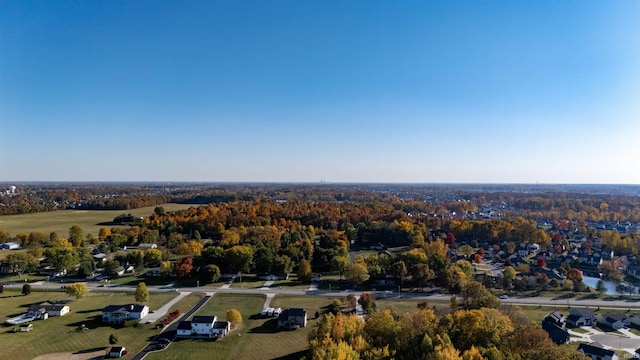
left=177, top=321, right=192, bottom=330
left=192, top=316, right=216, bottom=324
left=543, top=311, right=564, bottom=323
left=213, top=321, right=230, bottom=329
left=571, top=308, right=595, bottom=317
left=103, top=304, right=147, bottom=314
left=578, top=343, right=615, bottom=357
left=604, top=314, right=627, bottom=323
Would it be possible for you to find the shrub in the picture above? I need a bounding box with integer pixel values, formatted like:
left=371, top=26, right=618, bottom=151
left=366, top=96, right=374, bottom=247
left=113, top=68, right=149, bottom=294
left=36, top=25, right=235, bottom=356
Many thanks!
left=109, top=333, right=119, bottom=345
left=22, top=284, right=31, bottom=295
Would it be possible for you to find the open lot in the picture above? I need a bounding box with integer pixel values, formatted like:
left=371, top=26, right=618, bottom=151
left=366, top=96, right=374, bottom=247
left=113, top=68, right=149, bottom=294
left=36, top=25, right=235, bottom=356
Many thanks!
left=146, top=293, right=332, bottom=360
left=0, top=289, right=178, bottom=360
left=0, top=203, right=199, bottom=236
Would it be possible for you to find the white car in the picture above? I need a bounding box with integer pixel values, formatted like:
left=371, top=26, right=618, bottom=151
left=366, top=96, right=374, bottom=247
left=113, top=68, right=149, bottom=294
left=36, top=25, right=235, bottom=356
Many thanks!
left=499, top=295, right=509, bottom=299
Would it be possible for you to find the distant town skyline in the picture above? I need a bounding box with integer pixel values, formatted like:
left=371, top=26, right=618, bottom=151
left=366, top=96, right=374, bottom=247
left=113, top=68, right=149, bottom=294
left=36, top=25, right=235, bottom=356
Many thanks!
left=1, top=1, right=639, bottom=184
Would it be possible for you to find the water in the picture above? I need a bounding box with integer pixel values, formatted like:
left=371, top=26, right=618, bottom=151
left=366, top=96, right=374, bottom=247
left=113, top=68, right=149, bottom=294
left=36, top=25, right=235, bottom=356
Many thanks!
left=582, top=275, right=637, bottom=295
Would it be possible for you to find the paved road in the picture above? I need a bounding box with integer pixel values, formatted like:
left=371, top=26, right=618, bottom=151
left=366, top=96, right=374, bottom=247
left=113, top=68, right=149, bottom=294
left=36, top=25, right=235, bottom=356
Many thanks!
left=130, top=294, right=212, bottom=360
left=25, top=281, right=640, bottom=310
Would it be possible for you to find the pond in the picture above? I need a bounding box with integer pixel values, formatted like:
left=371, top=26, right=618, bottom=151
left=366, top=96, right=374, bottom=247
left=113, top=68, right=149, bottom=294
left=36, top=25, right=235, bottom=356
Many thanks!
left=582, top=275, right=637, bottom=295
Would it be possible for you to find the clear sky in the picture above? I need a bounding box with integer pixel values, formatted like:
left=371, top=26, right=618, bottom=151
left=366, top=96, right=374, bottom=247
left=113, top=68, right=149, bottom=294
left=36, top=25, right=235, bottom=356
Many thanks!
left=1, top=1, right=639, bottom=183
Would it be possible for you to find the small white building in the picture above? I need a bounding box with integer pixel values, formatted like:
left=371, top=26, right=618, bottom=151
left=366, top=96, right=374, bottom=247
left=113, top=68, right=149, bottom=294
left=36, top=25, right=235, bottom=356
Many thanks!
left=2, top=242, right=21, bottom=250
left=138, top=243, right=157, bottom=250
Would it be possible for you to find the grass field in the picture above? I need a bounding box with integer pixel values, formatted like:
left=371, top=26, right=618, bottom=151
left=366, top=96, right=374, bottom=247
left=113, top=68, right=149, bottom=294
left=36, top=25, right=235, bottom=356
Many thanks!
left=0, top=289, right=178, bottom=360
left=147, top=293, right=333, bottom=360
left=0, top=203, right=200, bottom=236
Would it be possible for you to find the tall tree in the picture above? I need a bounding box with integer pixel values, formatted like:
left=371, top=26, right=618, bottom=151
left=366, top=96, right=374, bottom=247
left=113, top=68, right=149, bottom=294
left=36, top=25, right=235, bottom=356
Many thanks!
left=65, top=282, right=88, bottom=300
left=69, top=225, right=84, bottom=247
left=135, top=282, right=149, bottom=303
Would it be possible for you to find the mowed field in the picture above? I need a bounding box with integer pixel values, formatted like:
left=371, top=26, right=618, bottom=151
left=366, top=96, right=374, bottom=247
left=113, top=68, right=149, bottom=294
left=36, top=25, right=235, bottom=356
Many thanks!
left=146, top=294, right=333, bottom=360
left=0, top=289, right=179, bottom=360
left=0, top=203, right=200, bottom=236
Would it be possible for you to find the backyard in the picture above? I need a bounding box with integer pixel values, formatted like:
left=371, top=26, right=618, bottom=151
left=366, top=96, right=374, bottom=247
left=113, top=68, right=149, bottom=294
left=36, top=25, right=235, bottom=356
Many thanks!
left=0, top=289, right=178, bottom=360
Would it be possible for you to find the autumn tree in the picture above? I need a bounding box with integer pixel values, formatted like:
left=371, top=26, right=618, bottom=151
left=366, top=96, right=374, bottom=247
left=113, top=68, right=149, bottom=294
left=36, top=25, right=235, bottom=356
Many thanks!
left=176, top=240, right=204, bottom=257
left=175, top=257, right=194, bottom=278
left=224, top=245, right=253, bottom=273
left=347, top=262, right=370, bottom=288
left=144, top=248, right=163, bottom=266
left=135, top=282, right=149, bottom=303
left=358, top=293, right=376, bottom=314
left=65, top=282, right=88, bottom=299
left=297, top=259, right=312, bottom=283
left=226, top=308, right=242, bottom=328
left=98, top=227, right=111, bottom=241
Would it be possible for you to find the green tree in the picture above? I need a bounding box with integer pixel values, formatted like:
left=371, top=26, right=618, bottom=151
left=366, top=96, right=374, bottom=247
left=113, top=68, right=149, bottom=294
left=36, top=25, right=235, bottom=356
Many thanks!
left=135, top=282, right=149, bottom=303
left=502, top=266, right=516, bottom=289
left=44, top=247, right=79, bottom=272
left=5, top=252, right=39, bottom=276
left=347, top=262, right=370, bottom=288
left=143, top=248, right=163, bottom=266
left=332, top=256, right=350, bottom=280
left=65, top=282, right=88, bottom=300
left=203, top=264, right=221, bottom=284
left=69, top=225, right=84, bottom=247
left=22, top=283, right=31, bottom=295
left=224, top=245, right=254, bottom=273
left=109, top=333, right=119, bottom=345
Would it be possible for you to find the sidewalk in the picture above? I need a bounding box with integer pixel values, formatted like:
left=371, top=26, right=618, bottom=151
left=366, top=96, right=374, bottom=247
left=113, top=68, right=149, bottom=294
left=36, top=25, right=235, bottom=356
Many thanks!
left=144, top=291, right=190, bottom=323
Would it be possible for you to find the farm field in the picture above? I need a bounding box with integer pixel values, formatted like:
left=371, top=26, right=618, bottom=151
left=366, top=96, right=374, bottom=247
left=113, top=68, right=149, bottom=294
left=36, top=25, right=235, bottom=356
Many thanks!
left=0, top=203, right=200, bottom=236
left=0, top=289, right=179, bottom=360
left=147, top=293, right=330, bottom=360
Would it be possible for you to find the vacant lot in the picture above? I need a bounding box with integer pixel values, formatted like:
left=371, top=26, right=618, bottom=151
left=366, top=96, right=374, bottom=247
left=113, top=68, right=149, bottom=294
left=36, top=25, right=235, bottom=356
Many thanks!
left=0, top=203, right=199, bottom=236
left=147, top=293, right=328, bottom=360
left=0, top=289, right=178, bottom=360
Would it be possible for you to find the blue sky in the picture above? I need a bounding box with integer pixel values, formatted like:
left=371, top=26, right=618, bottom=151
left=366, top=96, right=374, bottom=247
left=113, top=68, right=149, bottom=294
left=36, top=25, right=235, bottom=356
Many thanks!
left=1, top=1, right=639, bottom=183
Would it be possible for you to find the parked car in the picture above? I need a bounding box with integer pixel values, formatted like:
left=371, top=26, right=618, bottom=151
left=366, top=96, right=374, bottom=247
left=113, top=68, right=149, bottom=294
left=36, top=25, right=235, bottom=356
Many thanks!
left=499, top=295, right=509, bottom=299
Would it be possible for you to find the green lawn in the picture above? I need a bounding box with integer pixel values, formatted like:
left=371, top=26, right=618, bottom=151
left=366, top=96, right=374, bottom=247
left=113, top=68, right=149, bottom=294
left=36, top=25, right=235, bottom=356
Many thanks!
left=229, top=274, right=265, bottom=289
left=147, top=294, right=329, bottom=360
left=0, top=289, right=178, bottom=360
left=0, top=203, right=199, bottom=236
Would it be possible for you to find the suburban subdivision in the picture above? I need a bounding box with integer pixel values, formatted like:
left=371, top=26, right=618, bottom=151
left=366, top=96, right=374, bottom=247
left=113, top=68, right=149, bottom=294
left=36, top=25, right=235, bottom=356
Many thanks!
left=2, top=183, right=640, bottom=360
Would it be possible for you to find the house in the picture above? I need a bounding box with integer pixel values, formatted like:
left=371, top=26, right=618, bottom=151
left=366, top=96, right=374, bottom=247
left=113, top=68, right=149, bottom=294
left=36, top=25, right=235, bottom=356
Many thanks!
left=577, top=342, right=618, bottom=360
left=28, top=302, right=70, bottom=318
left=596, top=314, right=630, bottom=330
left=138, top=243, right=157, bottom=250
left=567, top=308, right=596, bottom=327
left=107, top=346, right=127, bottom=358
left=191, top=315, right=217, bottom=335
left=542, top=312, right=569, bottom=344
left=102, top=304, right=149, bottom=324
left=176, top=321, right=193, bottom=336
left=20, top=323, right=33, bottom=332
left=93, top=253, right=108, bottom=263
left=277, top=308, right=307, bottom=329
left=1, top=242, right=21, bottom=250
left=115, top=266, right=126, bottom=277
left=212, top=321, right=231, bottom=337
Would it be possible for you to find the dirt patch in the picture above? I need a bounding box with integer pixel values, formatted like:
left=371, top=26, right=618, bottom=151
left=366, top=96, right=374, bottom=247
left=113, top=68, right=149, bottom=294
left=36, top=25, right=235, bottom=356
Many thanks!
left=33, top=350, right=105, bottom=360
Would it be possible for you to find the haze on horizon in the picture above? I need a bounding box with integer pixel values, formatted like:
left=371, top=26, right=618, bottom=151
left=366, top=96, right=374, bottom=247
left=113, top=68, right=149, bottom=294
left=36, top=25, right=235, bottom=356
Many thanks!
left=1, top=1, right=639, bottom=184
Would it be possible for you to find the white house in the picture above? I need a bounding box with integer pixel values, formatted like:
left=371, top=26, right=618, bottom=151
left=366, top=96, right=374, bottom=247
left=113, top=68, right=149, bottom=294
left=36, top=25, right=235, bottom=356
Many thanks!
left=138, top=243, right=157, bottom=250
left=567, top=308, right=595, bottom=327
left=177, top=321, right=193, bottom=336
left=191, top=315, right=216, bottom=335
left=212, top=321, right=231, bottom=337
left=102, top=304, right=149, bottom=324
left=596, top=314, right=630, bottom=330
left=28, top=302, right=70, bottom=318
